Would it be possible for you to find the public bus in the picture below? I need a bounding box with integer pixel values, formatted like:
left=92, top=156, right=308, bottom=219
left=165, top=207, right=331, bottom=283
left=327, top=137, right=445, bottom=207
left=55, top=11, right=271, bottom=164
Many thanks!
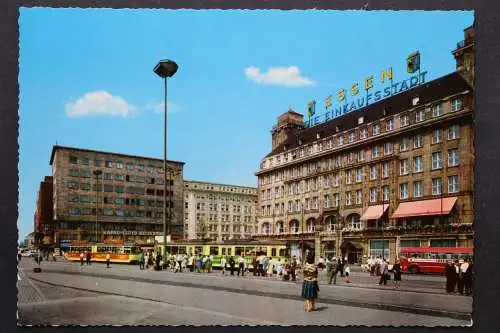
left=64, top=240, right=142, bottom=264
left=399, top=247, right=473, bottom=274
left=155, top=239, right=290, bottom=270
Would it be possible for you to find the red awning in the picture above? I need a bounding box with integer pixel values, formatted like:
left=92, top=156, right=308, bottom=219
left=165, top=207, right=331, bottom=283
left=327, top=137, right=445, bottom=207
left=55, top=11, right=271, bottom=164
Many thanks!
left=360, top=204, right=389, bottom=220
left=392, top=197, right=458, bottom=218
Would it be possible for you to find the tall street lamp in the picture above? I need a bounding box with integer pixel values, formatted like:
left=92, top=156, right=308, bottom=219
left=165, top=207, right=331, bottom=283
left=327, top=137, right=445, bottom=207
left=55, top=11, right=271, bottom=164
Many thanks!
left=154, top=59, right=178, bottom=262
left=93, top=170, right=102, bottom=243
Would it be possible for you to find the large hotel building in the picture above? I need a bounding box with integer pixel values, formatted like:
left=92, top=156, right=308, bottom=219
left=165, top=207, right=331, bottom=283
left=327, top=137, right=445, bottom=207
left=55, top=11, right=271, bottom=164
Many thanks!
left=183, top=180, right=258, bottom=241
left=254, top=26, right=475, bottom=263
left=45, top=146, right=185, bottom=249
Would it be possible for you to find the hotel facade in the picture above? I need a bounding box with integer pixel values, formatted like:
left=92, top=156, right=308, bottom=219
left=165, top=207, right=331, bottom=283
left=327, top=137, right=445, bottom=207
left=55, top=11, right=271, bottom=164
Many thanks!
left=254, top=26, right=475, bottom=263
left=183, top=180, right=258, bottom=241
left=46, top=145, right=185, bottom=249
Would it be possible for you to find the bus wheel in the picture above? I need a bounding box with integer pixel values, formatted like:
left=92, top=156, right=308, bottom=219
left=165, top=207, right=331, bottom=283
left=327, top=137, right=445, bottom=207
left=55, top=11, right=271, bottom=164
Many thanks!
left=409, top=266, right=419, bottom=274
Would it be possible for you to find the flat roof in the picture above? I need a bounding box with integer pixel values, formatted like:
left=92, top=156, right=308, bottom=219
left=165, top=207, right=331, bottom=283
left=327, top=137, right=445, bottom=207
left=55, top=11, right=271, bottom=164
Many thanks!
left=49, top=145, right=185, bottom=166
left=184, top=179, right=257, bottom=190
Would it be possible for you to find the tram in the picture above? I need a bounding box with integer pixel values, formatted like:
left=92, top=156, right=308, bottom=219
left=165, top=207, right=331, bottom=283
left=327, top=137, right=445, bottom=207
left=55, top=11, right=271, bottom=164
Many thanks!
left=155, top=239, right=290, bottom=270
left=64, top=240, right=142, bottom=264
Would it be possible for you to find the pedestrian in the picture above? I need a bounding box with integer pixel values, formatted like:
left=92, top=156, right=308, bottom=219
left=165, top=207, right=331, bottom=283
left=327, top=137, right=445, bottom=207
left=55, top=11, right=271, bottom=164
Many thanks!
left=221, top=256, right=227, bottom=275
left=176, top=253, right=183, bottom=273
left=188, top=254, right=194, bottom=272
left=338, top=257, right=344, bottom=277
left=252, top=255, right=258, bottom=276
left=328, top=257, right=339, bottom=284
left=106, top=252, right=111, bottom=268
left=378, top=259, right=388, bottom=286
left=86, top=251, right=91, bottom=265
left=301, top=252, right=319, bottom=312
left=458, top=259, right=468, bottom=294
left=291, top=256, right=297, bottom=281
left=237, top=255, right=245, bottom=276
left=344, top=264, right=352, bottom=283
left=80, top=251, right=84, bottom=266
left=139, top=252, right=145, bottom=270
left=267, top=263, right=274, bottom=278
left=277, top=259, right=283, bottom=278
left=393, top=258, right=402, bottom=289
left=445, top=260, right=456, bottom=293
left=464, top=258, right=473, bottom=295
left=197, top=255, right=203, bottom=273
left=229, top=256, right=236, bottom=276
left=453, top=260, right=460, bottom=292
left=262, top=255, right=268, bottom=277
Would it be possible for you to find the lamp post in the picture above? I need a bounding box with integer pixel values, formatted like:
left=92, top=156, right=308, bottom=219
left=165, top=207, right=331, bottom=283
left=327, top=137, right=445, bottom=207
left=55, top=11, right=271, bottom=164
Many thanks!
left=154, top=59, right=178, bottom=262
left=93, top=170, right=102, bottom=243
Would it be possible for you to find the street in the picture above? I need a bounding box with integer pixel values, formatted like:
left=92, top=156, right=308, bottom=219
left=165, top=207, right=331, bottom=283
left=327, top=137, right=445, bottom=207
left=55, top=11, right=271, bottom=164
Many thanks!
left=17, top=258, right=472, bottom=326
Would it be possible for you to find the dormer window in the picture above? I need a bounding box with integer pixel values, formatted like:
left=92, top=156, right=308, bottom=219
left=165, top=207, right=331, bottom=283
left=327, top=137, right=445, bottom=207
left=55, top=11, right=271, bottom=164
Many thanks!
left=412, top=96, right=420, bottom=106
left=358, top=116, right=364, bottom=125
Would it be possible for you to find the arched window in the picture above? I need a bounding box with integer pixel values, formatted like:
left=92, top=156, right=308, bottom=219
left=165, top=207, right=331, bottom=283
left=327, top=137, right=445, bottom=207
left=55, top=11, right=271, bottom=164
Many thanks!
left=347, top=213, right=361, bottom=229
left=276, top=221, right=284, bottom=234
left=262, top=222, right=271, bottom=235
left=290, top=220, right=299, bottom=233
left=306, top=218, right=316, bottom=232
left=327, top=216, right=337, bottom=231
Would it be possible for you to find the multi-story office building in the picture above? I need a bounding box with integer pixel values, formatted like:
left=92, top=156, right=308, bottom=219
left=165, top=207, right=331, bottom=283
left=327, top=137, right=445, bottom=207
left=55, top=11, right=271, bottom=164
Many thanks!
left=34, top=176, right=54, bottom=245
left=48, top=145, right=185, bottom=250
left=184, top=180, right=258, bottom=241
left=254, top=26, right=475, bottom=263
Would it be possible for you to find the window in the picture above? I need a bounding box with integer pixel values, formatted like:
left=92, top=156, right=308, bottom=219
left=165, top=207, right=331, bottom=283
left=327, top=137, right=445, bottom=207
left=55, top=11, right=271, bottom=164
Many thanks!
left=349, top=132, right=355, bottom=143
left=448, top=125, right=460, bottom=140
left=68, top=207, right=79, bottom=215
left=356, top=190, right=363, bottom=204
left=313, top=177, right=319, bottom=191
left=356, top=168, right=364, bottom=182
left=346, top=170, right=352, bottom=184
left=305, top=179, right=311, bottom=192
left=305, top=198, right=311, bottom=210
left=451, top=97, right=463, bottom=112
left=360, top=128, right=368, bottom=139
left=370, top=165, right=377, bottom=180
left=105, top=161, right=113, bottom=168
left=115, top=174, right=125, bottom=181
left=432, top=129, right=441, bottom=144
left=432, top=104, right=443, bottom=117
left=430, top=238, right=457, bottom=248
left=432, top=152, right=442, bottom=169
left=414, top=134, right=423, bottom=148
left=370, top=187, right=377, bottom=203
left=386, top=118, right=394, bottom=131
left=400, top=115, right=409, bottom=127
left=448, top=175, right=459, bottom=193
left=345, top=192, right=352, bottom=206
left=414, top=181, right=423, bottom=198
left=338, top=136, right=344, bottom=145
left=448, top=149, right=460, bottom=167
left=313, top=197, right=319, bottom=209
left=348, top=152, right=355, bottom=163
left=69, top=156, right=78, bottom=164
left=400, top=137, right=409, bottom=152
left=382, top=186, right=390, bottom=201
left=370, top=240, right=390, bottom=260
left=104, top=173, right=112, bottom=180
left=414, top=156, right=424, bottom=173
left=373, top=145, right=380, bottom=158
left=384, top=142, right=393, bottom=155
left=400, top=159, right=409, bottom=175
left=382, top=162, right=389, bottom=178
left=324, top=195, right=330, bottom=208
left=116, top=162, right=123, bottom=169
left=80, top=183, right=90, bottom=191
left=67, top=181, right=78, bottom=189
left=81, top=157, right=89, bottom=165
left=115, top=186, right=124, bottom=193
left=68, top=169, right=79, bottom=177
left=324, top=175, right=330, bottom=189
left=348, top=214, right=361, bottom=229
left=333, top=193, right=339, bottom=207
left=103, top=208, right=113, bottom=216
left=400, top=183, right=409, bottom=199
left=288, top=201, right=293, bottom=212
left=116, top=198, right=125, bottom=205
left=358, top=149, right=365, bottom=161
left=432, top=178, right=442, bottom=195
left=415, top=109, right=425, bottom=122
left=81, top=170, right=91, bottom=178
left=333, top=173, right=340, bottom=187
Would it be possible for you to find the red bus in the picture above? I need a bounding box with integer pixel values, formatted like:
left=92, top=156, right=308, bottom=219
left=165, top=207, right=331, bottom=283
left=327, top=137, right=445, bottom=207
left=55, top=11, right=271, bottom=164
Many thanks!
left=399, top=247, right=473, bottom=274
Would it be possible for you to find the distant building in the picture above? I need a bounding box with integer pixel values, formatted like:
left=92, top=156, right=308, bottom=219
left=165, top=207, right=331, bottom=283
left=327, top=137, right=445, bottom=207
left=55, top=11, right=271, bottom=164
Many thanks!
left=24, top=232, right=35, bottom=249
left=183, top=180, right=258, bottom=240
left=254, top=25, right=475, bottom=263
left=34, top=176, right=54, bottom=245
left=48, top=145, right=185, bottom=250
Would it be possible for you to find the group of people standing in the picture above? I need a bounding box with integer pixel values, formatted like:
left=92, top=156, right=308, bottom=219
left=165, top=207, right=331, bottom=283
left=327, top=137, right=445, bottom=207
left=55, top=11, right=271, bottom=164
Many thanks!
left=445, top=258, right=473, bottom=295
left=325, top=256, right=350, bottom=284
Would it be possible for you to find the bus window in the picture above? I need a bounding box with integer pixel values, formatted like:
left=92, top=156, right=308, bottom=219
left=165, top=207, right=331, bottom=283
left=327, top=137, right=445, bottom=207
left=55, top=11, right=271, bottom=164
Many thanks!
left=210, top=247, right=219, bottom=255
left=271, top=248, right=277, bottom=257
left=235, top=247, right=244, bottom=255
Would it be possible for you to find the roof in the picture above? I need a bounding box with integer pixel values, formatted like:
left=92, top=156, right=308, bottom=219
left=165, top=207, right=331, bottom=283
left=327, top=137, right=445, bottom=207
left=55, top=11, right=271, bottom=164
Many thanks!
left=184, top=179, right=257, bottom=190
left=264, top=72, right=472, bottom=159
left=49, top=145, right=186, bottom=166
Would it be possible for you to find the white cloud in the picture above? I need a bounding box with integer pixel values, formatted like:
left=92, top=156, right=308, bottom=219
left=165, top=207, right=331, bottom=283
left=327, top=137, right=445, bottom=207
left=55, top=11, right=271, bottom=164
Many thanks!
left=65, top=91, right=136, bottom=118
left=244, top=66, right=315, bottom=87
left=146, top=101, right=182, bottom=115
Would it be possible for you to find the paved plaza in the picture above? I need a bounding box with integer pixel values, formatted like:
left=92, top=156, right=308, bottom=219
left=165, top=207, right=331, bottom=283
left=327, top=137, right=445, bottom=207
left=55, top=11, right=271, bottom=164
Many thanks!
left=17, top=258, right=472, bottom=326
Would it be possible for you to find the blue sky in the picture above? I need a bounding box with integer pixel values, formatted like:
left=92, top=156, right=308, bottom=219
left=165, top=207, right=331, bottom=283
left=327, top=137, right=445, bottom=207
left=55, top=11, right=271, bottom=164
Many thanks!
left=18, top=9, right=474, bottom=240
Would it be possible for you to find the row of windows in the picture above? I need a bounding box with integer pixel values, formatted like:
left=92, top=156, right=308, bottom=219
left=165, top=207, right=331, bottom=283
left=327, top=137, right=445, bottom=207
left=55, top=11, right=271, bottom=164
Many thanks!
left=67, top=207, right=176, bottom=218
left=57, top=222, right=162, bottom=232
left=260, top=125, right=461, bottom=186
left=261, top=97, right=465, bottom=170
left=66, top=181, right=174, bottom=196
left=68, top=195, right=175, bottom=208
left=67, top=169, right=175, bottom=185
left=68, top=155, right=170, bottom=174
left=260, top=176, right=459, bottom=215
left=262, top=150, right=461, bottom=201
left=186, top=183, right=256, bottom=194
